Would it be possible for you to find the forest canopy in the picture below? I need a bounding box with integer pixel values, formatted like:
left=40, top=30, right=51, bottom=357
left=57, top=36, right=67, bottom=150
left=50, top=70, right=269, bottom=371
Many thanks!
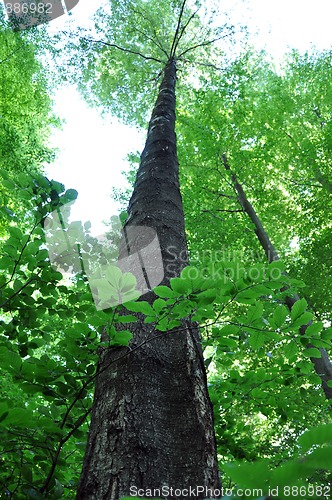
left=0, top=1, right=332, bottom=499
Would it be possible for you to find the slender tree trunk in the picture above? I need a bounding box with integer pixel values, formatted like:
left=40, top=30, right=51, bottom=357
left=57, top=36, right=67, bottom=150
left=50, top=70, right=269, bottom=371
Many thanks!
left=222, top=154, right=332, bottom=402
left=76, top=58, right=221, bottom=499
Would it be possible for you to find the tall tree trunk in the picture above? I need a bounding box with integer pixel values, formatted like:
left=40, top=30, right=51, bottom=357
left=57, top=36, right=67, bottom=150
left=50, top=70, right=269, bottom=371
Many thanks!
left=222, top=154, right=332, bottom=402
left=76, top=58, right=221, bottom=499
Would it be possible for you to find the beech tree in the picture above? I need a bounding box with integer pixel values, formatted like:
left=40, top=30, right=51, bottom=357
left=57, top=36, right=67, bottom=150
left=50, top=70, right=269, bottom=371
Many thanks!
left=221, top=153, right=332, bottom=401
left=75, top=1, right=227, bottom=497
left=76, top=59, right=220, bottom=499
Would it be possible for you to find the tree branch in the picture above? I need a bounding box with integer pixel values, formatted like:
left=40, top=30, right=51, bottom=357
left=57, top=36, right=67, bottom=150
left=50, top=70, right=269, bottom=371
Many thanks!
left=177, top=30, right=231, bottom=59
left=81, top=37, right=164, bottom=64
left=170, top=0, right=187, bottom=58
left=0, top=277, right=38, bottom=310
left=130, top=7, right=169, bottom=58
left=40, top=407, right=91, bottom=494
left=132, top=25, right=169, bottom=59
left=172, top=8, right=199, bottom=57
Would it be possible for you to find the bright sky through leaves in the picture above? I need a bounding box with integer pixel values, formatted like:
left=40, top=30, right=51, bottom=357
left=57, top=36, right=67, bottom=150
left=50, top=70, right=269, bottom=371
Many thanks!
left=46, top=0, right=332, bottom=235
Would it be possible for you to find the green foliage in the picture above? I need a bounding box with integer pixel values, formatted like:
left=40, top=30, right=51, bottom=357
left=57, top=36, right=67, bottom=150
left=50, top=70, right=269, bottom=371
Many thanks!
left=223, top=423, right=332, bottom=499
left=178, top=48, right=332, bottom=320
left=0, top=17, right=56, bottom=174
left=58, top=0, right=232, bottom=126
left=0, top=171, right=139, bottom=497
left=0, top=14, right=58, bottom=238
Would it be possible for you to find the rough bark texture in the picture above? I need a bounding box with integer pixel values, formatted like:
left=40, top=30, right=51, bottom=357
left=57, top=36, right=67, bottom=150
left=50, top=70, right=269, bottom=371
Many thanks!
left=222, top=154, right=332, bottom=401
left=76, top=58, right=221, bottom=499
left=125, top=58, right=188, bottom=283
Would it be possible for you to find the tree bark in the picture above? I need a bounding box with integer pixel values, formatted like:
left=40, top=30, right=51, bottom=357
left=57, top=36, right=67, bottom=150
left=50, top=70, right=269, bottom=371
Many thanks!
left=222, top=154, right=332, bottom=402
left=76, top=58, right=221, bottom=499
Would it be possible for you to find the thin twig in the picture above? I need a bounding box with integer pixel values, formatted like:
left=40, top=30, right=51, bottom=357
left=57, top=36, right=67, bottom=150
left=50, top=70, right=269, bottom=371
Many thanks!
left=178, top=31, right=231, bottom=59
left=130, top=7, right=169, bottom=58
left=81, top=37, right=163, bottom=64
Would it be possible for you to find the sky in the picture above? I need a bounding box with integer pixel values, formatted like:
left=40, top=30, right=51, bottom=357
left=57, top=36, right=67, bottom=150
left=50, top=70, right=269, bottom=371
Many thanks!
left=45, top=0, right=332, bottom=236
left=46, top=0, right=145, bottom=236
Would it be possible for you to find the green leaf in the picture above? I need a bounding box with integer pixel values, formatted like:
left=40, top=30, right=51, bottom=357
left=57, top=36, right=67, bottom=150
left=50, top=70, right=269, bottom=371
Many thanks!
left=116, top=315, right=137, bottom=323
left=170, top=277, right=189, bottom=295
left=292, top=312, right=314, bottom=328
left=119, top=272, right=137, bottom=292
left=0, top=256, right=14, bottom=270
left=104, top=265, right=123, bottom=287
left=152, top=298, right=166, bottom=313
left=273, top=305, right=288, bottom=328
left=267, top=260, right=285, bottom=277
left=269, top=460, right=305, bottom=488
left=251, top=387, right=265, bottom=399
left=29, top=338, right=45, bottom=349
left=195, top=288, right=217, bottom=305
left=20, top=383, right=41, bottom=395
left=305, top=446, right=332, bottom=469
left=36, top=249, right=49, bottom=262
left=219, top=337, right=238, bottom=349
left=21, top=464, right=33, bottom=483
left=144, top=316, right=156, bottom=324
left=246, top=302, right=264, bottom=323
left=289, top=278, right=306, bottom=288
left=4, top=408, right=33, bottom=427
left=322, top=328, right=332, bottom=341
left=0, top=403, right=9, bottom=424
left=308, top=338, right=327, bottom=348
left=248, top=331, right=265, bottom=350
left=111, top=330, right=133, bottom=346
left=298, top=360, right=314, bottom=374
left=218, top=325, right=240, bottom=336
left=284, top=341, right=298, bottom=360
left=298, top=423, right=332, bottom=451
left=24, top=240, right=41, bottom=256
left=180, top=265, right=203, bottom=286
left=2, top=244, right=17, bottom=258
left=52, top=479, right=65, bottom=499
left=291, top=298, right=307, bottom=321
left=155, top=317, right=169, bottom=331
left=124, top=301, right=155, bottom=316
left=8, top=226, right=23, bottom=240
left=0, top=168, right=9, bottom=180
left=305, top=322, right=323, bottom=336
left=17, top=173, right=31, bottom=188
left=303, top=347, right=321, bottom=358
left=154, top=285, right=175, bottom=299
left=3, top=179, right=16, bottom=190
left=63, top=188, right=78, bottom=201
left=119, top=211, right=128, bottom=225
left=224, top=459, right=270, bottom=490
left=169, top=319, right=182, bottom=330
left=0, top=347, right=21, bottom=370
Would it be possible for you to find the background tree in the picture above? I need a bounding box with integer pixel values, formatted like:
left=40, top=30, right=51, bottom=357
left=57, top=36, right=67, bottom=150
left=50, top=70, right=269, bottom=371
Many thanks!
left=1, top=2, right=332, bottom=499
left=174, top=48, right=332, bottom=475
